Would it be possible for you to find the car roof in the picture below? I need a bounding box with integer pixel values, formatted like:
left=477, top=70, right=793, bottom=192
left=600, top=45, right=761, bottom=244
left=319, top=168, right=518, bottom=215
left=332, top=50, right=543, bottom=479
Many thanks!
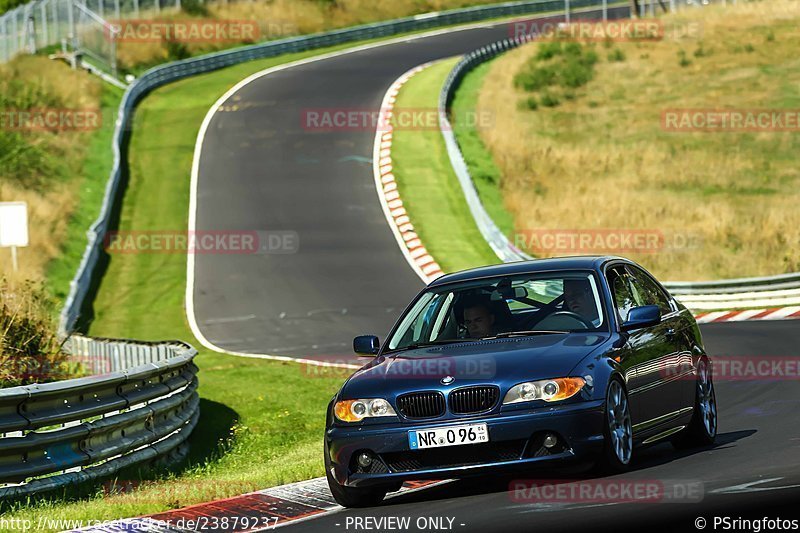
left=428, top=256, right=629, bottom=287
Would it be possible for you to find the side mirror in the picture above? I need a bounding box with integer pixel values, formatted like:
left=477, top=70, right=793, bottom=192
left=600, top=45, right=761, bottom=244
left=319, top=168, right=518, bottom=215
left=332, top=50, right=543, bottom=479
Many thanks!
left=353, top=335, right=380, bottom=356
left=621, top=305, right=661, bottom=331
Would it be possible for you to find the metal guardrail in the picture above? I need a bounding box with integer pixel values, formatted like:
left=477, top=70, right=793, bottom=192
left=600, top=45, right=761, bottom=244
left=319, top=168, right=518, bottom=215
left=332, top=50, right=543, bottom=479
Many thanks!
left=437, top=7, right=800, bottom=310
left=58, top=0, right=621, bottom=335
left=0, top=336, right=199, bottom=498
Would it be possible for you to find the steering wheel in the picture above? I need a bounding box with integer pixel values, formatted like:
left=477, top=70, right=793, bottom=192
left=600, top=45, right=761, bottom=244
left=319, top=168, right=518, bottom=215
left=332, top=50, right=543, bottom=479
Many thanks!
left=534, top=310, right=594, bottom=330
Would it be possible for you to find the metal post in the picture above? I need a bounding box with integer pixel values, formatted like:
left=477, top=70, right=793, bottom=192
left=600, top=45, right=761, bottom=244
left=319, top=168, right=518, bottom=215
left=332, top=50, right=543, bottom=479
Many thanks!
left=51, top=0, right=58, bottom=45
left=564, top=0, right=570, bottom=24
left=41, top=1, right=48, bottom=49
left=639, top=0, right=645, bottom=18
left=1, top=17, right=7, bottom=63
left=97, top=0, right=104, bottom=19
left=176, top=0, right=181, bottom=9
left=133, top=0, right=139, bottom=18
left=110, top=26, right=116, bottom=76
left=155, top=0, right=160, bottom=14
left=669, top=0, right=676, bottom=12
left=11, top=9, right=18, bottom=57
left=114, top=0, right=120, bottom=21
left=67, top=0, right=75, bottom=53
left=649, top=0, right=655, bottom=16
left=10, top=247, right=18, bottom=273
left=26, top=16, right=35, bottom=53
left=602, top=0, right=607, bottom=21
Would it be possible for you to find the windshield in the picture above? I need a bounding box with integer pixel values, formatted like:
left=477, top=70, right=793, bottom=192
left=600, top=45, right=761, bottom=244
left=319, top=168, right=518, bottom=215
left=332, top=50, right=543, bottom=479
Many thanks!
left=386, top=270, right=606, bottom=352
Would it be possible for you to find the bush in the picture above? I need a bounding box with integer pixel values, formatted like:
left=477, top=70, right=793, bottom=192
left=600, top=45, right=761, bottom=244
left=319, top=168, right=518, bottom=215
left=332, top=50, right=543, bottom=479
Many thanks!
left=514, top=65, right=557, bottom=91
left=608, top=48, right=626, bottom=62
left=678, top=50, right=691, bottom=67
left=540, top=91, right=560, bottom=107
left=180, top=0, right=209, bottom=16
left=0, top=281, right=75, bottom=388
left=536, top=41, right=563, bottom=60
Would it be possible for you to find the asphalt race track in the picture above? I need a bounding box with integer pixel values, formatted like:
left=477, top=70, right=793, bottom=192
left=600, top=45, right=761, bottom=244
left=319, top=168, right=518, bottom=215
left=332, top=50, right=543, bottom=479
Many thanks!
left=190, top=10, right=800, bottom=532
left=191, top=8, right=625, bottom=361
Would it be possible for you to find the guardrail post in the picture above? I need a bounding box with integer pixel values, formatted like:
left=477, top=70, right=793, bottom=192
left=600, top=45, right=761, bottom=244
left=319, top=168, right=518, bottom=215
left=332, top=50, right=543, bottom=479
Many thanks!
left=1, top=16, right=7, bottom=62
left=40, top=0, right=48, bottom=49
left=67, top=0, right=75, bottom=54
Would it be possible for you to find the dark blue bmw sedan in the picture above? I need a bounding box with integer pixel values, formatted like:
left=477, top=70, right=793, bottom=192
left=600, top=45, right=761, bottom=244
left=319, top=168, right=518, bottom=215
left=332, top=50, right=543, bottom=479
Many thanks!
left=324, top=256, right=718, bottom=507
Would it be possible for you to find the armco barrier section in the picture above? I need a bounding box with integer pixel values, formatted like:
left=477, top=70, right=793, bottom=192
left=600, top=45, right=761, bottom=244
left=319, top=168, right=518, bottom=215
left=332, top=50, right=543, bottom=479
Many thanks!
left=437, top=11, right=800, bottom=310
left=58, top=0, right=612, bottom=335
left=0, top=336, right=199, bottom=498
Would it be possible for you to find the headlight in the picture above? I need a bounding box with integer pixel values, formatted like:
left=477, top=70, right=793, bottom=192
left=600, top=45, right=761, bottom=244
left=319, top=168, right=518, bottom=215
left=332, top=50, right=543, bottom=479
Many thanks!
left=503, top=377, right=585, bottom=405
left=334, top=398, right=397, bottom=422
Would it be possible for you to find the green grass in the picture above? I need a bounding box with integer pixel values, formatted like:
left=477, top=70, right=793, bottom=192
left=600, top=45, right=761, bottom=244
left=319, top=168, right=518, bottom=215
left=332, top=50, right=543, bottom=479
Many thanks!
left=45, top=85, right=124, bottom=303
left=390, top=58, right=499, bottom=273
left=449, top=59, right=515, bottom=239
left=3, top=43, right=409, bottom=530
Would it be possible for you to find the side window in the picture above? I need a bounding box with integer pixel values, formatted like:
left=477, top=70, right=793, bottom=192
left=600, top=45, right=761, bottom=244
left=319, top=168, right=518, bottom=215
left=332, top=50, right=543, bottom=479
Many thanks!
left=606, top=266, right=637, bottom=322
left=627, top=266, right=672, bottom=316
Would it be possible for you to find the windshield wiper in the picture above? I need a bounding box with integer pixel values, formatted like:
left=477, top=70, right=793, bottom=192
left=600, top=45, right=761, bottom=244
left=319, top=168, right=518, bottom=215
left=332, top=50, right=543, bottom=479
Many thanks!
left=482, top=330, right=569, bottom=340
left=389, top=339, right=473, bottom=353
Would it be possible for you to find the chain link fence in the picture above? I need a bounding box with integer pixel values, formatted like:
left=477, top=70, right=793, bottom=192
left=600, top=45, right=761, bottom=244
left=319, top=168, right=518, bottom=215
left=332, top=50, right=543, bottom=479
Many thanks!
left=0, top=0, right=190, bottom=71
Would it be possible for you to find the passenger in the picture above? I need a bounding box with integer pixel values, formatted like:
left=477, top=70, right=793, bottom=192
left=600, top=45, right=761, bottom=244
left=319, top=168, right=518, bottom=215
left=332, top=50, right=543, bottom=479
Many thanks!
left=562, top=278, right=600, bottom=327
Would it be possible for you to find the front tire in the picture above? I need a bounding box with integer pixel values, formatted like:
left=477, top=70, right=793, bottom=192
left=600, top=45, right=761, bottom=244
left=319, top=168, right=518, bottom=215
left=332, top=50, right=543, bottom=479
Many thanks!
left=324, top=440, right=387, bottom=507
left=672, top=358, right=717, bottom=449
left=598, top=378, right=633, bottom=473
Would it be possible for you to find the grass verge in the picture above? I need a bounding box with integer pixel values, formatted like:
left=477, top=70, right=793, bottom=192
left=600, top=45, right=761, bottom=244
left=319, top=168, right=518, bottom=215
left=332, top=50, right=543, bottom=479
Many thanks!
left=1, top=42, right=422, bottom=529
left=390, top=58, right=499, bottom=273
left=449, top=59, right=515, bottom=239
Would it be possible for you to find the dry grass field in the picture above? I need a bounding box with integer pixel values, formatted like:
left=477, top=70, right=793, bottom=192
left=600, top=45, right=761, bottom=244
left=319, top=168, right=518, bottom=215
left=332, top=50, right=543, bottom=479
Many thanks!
left=477, top=0, right=800, bottom=280
left=0, top=56, right=105, bottom=286
left=115, top=0, right=505, bottom=71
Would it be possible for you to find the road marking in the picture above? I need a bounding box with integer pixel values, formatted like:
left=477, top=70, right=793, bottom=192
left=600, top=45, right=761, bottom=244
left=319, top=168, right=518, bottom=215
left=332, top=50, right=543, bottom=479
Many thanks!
left=711, top=477, right=800, bottom=494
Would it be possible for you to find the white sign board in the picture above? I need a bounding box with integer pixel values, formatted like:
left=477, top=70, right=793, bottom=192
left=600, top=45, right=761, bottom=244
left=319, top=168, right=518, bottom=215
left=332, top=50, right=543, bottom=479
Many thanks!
left=0, top=202, right=29, bottom=248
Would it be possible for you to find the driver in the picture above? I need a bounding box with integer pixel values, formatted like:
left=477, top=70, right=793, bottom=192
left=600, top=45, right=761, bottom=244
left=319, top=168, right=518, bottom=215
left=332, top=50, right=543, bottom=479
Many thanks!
left=463, top=300, right=496, bottom=339
left=563, top=278, right=601, bottom=327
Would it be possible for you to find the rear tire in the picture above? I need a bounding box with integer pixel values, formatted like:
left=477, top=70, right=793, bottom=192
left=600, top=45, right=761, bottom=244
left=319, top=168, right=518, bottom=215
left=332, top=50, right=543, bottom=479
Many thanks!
left=672, top=358, right=717, bottom=449
left=324, top=441, right=387, bottom=507
left=597, top=378, right=633, bottom=473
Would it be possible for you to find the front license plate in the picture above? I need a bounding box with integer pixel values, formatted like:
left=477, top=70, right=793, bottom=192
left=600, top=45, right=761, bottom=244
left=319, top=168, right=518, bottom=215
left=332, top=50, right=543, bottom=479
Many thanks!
left=408, top=423, right=489, bottom=450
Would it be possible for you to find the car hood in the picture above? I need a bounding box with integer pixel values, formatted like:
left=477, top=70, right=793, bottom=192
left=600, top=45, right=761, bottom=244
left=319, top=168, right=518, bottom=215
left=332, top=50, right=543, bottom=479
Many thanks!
left=341, top=332, right=610, bottom=398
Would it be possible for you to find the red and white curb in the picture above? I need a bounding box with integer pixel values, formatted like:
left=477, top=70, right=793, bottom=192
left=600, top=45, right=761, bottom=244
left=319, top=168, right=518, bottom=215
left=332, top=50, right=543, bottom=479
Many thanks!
left=372, top=62, right=445, bottom=285
left=72, top=478, right=446, bottom=532
left=694, top=306, right=800, bottom=324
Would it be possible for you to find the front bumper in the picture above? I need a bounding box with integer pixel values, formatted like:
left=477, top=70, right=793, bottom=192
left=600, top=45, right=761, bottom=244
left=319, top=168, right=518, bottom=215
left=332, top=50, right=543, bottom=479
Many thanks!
left=326, top=400, right=605, bottom=488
